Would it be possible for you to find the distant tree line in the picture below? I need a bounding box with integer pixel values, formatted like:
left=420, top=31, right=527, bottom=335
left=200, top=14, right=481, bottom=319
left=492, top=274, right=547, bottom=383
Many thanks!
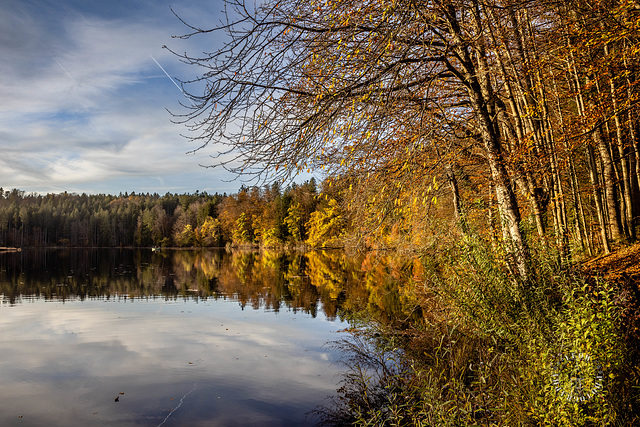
left=0, top=180, right=344, bottom=248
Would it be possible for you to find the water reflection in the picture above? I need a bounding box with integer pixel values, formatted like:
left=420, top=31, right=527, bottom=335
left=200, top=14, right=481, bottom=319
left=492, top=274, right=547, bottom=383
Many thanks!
left=0, top=249, right=423, bottom=323
left=0, top=249, right=424, bottom=426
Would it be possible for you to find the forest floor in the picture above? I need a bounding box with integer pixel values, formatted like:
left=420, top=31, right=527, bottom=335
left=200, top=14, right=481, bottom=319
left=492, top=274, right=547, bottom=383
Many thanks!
left=583, top=242, right=640, bottom=283
left=583, top=242, right=640, bottom=345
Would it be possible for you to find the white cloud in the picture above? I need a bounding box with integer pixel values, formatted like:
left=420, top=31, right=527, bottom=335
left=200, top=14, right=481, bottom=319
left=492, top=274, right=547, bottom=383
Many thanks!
left=0, top=0, right=241, bottom=195
left=0, top=4, right=176, bottom=115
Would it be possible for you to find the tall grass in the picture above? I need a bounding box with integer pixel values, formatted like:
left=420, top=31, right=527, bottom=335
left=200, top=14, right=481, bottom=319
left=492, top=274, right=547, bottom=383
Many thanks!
left=316, top=234, right=637, bottom=426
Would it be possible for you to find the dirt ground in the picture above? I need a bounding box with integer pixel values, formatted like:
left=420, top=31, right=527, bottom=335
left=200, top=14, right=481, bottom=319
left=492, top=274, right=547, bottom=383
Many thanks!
left=582, top=242, right=640, bottom=283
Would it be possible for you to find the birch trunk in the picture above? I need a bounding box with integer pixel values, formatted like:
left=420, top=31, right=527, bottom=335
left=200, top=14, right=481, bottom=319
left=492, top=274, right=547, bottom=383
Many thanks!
left=443, top=0, right=529, bottom=278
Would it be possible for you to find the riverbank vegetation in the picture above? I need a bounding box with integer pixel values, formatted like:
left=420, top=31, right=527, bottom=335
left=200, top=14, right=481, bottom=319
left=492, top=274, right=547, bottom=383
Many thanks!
left=315, top=239, right=639, bottom=425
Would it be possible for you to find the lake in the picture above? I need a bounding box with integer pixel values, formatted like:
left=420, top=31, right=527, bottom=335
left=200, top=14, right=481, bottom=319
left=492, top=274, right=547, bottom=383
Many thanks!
left=0, top=248, right=382, bottom=427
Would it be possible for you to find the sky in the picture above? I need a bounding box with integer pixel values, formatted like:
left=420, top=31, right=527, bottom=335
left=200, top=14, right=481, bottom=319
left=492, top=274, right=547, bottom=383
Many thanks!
left=0, top=0, right=260, bottom=196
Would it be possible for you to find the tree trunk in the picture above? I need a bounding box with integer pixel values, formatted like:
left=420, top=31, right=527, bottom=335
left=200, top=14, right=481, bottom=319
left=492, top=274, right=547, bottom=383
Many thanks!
left=587, top=144, right=611, bottom=253
left=591, top=122, right=623, bottom=242
left=473, top=92, right=529, bottom=277
left=446, top=164, right=467, bottom=235
left=444, top=0, right=530, bottom=278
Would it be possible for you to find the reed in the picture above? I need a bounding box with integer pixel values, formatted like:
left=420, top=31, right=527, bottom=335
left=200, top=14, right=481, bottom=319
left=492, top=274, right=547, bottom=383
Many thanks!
left=316, top=233, right=637, bottom=426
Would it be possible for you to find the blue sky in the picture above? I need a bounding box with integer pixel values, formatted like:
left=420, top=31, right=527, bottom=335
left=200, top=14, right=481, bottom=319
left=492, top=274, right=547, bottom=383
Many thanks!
left=0, top=0, right=260, bottom=195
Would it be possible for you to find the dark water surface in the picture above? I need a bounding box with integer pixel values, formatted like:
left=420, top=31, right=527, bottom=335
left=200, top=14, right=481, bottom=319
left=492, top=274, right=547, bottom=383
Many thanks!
left=0, top=249, right=368, bottom=427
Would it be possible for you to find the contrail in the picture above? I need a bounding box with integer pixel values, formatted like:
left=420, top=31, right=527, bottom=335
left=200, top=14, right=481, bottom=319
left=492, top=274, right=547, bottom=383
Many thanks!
left=54, top=58, right=74, bottom=80
left=150, top=55, right=186, bottom=96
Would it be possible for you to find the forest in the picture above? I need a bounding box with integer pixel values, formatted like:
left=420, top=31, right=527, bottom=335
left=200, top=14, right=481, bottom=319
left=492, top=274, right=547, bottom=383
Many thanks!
left=167, top=0, right=640, bottom=274
left=6, top=0, right=640, bottom=263
left=0, top=180, right=343, bottom=249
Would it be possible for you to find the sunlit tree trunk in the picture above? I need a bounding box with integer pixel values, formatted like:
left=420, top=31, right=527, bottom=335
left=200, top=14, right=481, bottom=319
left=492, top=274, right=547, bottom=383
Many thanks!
left=587, top=144, right=611, bottom=253
left=591, top=118, right=623, bottom=242
left=445, top=164, right=467, bottom=235
left=568, top=52, right=611, bottom=253
left=602, top=36, right=635, bottom=241
left=444, top=0, right=529, bottom=278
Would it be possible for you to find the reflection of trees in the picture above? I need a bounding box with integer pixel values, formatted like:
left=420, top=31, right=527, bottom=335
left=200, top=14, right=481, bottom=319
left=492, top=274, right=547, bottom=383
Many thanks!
left=303, top=250, right=361, bottom=319
left=218, top=250, right=285, bottom=311
left=359, top=253, right=424, bottom=327
left=0, top=249, right=423, bottom=325
left=303, top=250, right=424, bottom=325
left=0, top=249, right=216, bottom=304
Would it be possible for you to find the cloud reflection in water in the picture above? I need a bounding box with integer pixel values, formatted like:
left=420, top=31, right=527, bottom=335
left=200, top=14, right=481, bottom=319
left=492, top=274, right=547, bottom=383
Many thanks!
left=0, top=284, right=346, bottom=426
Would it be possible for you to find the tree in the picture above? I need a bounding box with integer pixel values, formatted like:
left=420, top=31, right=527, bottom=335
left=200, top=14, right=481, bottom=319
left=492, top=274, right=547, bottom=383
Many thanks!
left=196, top=216, right=222, bottom=246
left=284, top=201, right=304, bottom=242
left=307, top=198, right=344, bottom=248
left=171, top=0, right=531, bottom=276
left=233, top=212, right=254, bottom=244
left=177, top=224, right=196, bottom=247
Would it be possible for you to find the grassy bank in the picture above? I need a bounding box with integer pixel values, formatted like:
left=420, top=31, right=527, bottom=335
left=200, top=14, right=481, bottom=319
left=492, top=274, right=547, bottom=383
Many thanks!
left=316, top=239, right=640, bottom=426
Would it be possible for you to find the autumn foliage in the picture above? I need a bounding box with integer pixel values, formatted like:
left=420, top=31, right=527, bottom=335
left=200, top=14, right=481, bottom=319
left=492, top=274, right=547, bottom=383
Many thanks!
left=0, top=182, right=345, bottom=249
left=165, top=0, right=640, bottom=280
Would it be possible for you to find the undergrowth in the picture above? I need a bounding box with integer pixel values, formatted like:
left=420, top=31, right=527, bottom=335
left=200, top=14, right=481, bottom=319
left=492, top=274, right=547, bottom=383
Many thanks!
left=315, top=234, right=639, bottom=426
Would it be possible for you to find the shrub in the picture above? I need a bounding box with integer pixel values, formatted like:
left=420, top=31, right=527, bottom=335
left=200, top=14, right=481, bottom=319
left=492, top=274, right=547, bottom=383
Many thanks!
left=317, top=234, right=635, bottom=425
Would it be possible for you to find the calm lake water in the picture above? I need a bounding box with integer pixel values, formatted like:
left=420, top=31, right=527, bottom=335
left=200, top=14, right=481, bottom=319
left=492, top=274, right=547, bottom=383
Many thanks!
left=0, top=249, right=386, bottom=427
